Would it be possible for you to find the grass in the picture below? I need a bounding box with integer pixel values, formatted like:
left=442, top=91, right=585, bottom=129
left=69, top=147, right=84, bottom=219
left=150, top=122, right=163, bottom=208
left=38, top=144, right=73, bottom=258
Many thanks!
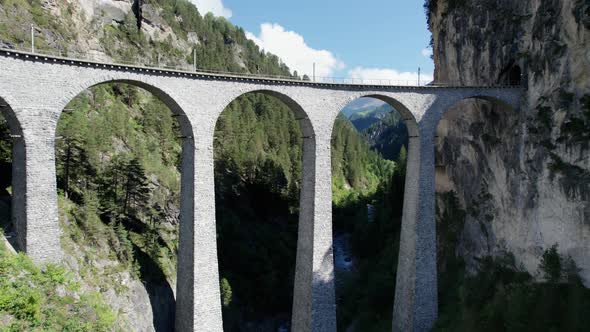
left=0, top=232, right=120, bottom=331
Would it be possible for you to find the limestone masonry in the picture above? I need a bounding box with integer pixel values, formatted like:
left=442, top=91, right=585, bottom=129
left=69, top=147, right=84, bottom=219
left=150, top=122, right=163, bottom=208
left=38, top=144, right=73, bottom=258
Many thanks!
left=0, top=49, right=521, bottom=332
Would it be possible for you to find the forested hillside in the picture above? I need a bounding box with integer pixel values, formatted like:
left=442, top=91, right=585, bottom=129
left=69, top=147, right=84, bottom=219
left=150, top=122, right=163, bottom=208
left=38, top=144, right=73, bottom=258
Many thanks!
left=332, top=114, right=395, bottom=204
left=348, top=104, right=390, bottom=131
left=345, top=103, right=409, bottom=162
left=362, top=111, right=408, bottom=162
left=0, top=1, right=399, bottom=330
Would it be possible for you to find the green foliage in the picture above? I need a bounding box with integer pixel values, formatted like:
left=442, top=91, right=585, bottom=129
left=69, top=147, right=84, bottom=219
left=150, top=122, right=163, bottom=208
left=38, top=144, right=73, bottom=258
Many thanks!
left=536, top=105, right=554, bottom=131
left=424, top=0, right=468, bottom=22
left=114, top=221, right=135, bottom=265
left=435, top=192, right=590, bottom=331
left=548, top=153, right=590, bottom=200
left=361, top=110, right=408, bottom=161
left=98, top=0, right=294, bottom=75
left=435, top=248, right=590, bottom=332
left=539, top=244, right=562, bottom=283
left=54, top=84, right=180, bottom=285
left=0, top=116, right=10, bottom=163
left=558, top=94, right=590, bottom=150
left=0, top=239, right=118, bottom=331
left=334, top=152, right=406, bottom=331
left=100, top=156, right=151, bottom=220
left=331, top=114, right=395, bottom=204
left=437, top=191, right=466, bottom=263
left=220, top=278, right=232, bottom=308
left=214, top=92, right=302, bottom=327
left=0, top=0, right=77, bottom=52
left=0, top=115, right=11, bottom=197
left=213, top=94, right=398, bottom=328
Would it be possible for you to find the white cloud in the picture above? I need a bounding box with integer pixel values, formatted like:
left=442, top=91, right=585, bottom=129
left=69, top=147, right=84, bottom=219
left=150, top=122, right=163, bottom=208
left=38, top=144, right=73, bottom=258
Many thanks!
left=348, top=67, right=434, bottom=85
left=190, top=0, right=232, bottom=18
left=246, top=23, right=345, bottom=77
left=421, top=47, right=433, bottom=58
left=348, top=98, right=386, bottom=110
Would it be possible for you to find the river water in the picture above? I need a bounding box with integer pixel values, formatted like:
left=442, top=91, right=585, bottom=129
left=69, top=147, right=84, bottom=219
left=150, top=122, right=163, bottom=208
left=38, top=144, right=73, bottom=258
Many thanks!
left=333, top=233, right=354, bottom=272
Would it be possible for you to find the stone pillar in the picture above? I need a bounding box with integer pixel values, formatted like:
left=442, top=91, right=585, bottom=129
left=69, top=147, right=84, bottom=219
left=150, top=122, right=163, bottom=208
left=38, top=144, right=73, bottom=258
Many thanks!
left=14, top=108, right=62, bottom=263
left=292, top=131, right=337, bottom=332
left=392, top=121, right=438, bottom=332
left=175, top=124, right=223, bottom=332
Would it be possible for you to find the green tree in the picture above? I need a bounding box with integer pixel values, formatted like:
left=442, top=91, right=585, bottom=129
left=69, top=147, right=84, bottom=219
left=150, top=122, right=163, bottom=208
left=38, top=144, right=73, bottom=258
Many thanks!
left=114, top=221, right=134, bottom=266
left=397, top=145, right=407, bottom=175
left=539, top=244, right=562, bottom=283
left=122, top=157, right=150, bottom=217
left=220, top=278, right=232, bottom=308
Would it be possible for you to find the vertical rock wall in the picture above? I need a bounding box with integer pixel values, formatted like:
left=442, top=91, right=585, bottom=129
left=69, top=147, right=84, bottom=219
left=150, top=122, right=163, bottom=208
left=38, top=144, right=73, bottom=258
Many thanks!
left=428, top=0, right=590, bottom=285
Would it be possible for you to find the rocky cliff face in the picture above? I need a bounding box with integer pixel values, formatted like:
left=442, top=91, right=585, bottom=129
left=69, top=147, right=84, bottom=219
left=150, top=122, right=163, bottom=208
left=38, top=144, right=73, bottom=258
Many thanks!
left=0, top=0, right=249, bottom=70
left=428, top=0, right=590, bottom=285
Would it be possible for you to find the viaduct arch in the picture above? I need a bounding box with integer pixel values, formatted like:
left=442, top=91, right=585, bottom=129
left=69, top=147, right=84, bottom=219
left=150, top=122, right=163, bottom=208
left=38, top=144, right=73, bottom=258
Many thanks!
left=0, top=49, right=521, bottom=332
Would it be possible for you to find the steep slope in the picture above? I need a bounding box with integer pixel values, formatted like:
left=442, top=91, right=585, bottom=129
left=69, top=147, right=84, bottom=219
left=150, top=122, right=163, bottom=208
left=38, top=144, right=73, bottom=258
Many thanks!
left=427, top=0, right=590, bottom=285
left=362, top=111, right=409, bottom=161
left=348, top=104, right=391, bottom=131
left=0, top=0, right=291, bottom=75
left=0, top=239, right=120, bottom=331
left=331, top=115, right=396, bottom=204
left=341, top=98, right=387, bottom=118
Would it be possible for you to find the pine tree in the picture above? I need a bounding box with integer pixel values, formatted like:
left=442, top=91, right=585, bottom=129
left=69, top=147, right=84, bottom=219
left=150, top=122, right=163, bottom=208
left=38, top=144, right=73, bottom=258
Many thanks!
left=220, top=278, right=232, bottom=308
left=122, top=157, right=150, bottom=217
left=397, top=145, right=407, bottom=177
left=115, top=221, right=134, bottom=265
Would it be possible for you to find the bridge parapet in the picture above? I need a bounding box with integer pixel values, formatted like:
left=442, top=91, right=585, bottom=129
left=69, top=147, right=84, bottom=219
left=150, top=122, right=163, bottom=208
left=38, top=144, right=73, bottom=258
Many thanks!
left=0, top=48, right=521, bottom=89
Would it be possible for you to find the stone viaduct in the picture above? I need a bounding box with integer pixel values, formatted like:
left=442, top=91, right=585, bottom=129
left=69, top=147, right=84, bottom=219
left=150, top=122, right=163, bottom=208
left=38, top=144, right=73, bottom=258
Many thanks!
left=0, top=49, right=521, bottom=332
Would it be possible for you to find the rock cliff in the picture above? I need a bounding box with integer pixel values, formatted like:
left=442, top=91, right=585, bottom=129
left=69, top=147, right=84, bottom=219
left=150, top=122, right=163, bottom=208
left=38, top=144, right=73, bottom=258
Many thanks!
left=428, top=0, right=590, bottom=285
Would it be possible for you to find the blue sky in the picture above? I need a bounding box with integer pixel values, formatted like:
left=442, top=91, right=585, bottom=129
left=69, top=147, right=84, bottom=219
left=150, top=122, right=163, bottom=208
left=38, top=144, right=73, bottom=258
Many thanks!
left=191, top=0, right=434, bottom=83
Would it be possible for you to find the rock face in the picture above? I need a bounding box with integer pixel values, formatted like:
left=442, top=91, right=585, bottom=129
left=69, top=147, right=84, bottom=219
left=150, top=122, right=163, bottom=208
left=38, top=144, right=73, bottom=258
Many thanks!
left=428, top=0, right=590, bottom=285
left=78, top=0, right=133, bottom=22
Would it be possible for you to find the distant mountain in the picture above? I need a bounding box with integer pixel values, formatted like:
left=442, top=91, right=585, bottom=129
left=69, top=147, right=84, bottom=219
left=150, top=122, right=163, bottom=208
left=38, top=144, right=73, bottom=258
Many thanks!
left=363, top=112, right=408, bottom=161
left=342, top=99, right=408, bottom=161
left=348, top=103, right=392, bottom=131
left=341, top=97, right=388, bottom=117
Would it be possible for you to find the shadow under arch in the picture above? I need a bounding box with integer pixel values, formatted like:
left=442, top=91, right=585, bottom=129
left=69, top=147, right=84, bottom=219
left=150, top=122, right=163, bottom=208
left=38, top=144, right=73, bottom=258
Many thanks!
left=433, top=92, right=521, bottom=330
left=331, top=93, right=419, bottom=331
left=0, top=96, right=26, bottom=252
left=55, top=79, right=197, bottom=332
left=212, top=88, right=316, bottom=330
left=461, top=95, right=517, bottom=110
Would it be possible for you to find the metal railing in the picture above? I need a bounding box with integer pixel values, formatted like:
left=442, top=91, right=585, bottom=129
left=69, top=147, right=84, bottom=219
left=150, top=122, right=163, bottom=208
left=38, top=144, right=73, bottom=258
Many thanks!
left=1, top=43, right=436, bottom=86
left=1, top=43, right=522, bottom=88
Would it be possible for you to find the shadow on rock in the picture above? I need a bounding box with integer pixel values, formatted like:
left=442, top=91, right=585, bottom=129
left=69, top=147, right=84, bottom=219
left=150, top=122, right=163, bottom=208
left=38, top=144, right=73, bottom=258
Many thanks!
left=134, top=244, right=176, bottom=332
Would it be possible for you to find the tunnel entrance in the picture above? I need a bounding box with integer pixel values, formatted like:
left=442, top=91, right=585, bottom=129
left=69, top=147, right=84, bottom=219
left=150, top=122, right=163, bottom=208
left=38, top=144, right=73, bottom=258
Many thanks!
left=508, top=65, right=522, bottom=86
